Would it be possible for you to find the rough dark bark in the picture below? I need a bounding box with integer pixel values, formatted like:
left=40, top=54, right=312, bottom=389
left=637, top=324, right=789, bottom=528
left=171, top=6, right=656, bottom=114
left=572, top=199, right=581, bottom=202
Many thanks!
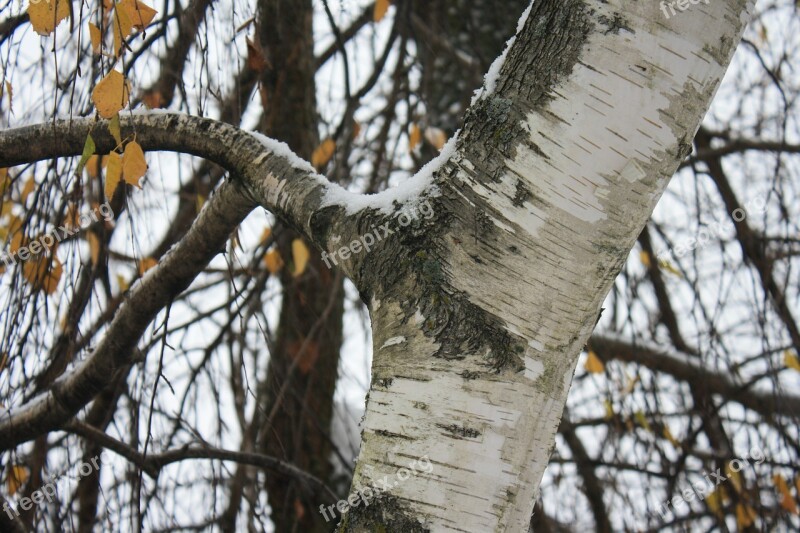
left=254, top=1, right=344, bottom=531
left=410, top=0, right=530, bottom=134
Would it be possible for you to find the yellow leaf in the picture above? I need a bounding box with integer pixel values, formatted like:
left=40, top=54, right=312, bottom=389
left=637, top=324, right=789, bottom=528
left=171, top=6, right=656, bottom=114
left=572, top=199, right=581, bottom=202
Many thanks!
left=93, top=70, right=131, bottom=119
left=706, top=487, right=727, bottom=516
left=292, top=239, right=310, bottom=277
left=122, top=141, right=147, bottom=188
left=76, top=134, right=97, bottom=176
left=311, top=138, right=335, bottom=169
left=7, top=214, right=24, bottom=253
left=142, top=90, right=164, bottom=109
left=104, top=151, right=122, bottom=200
left=663, top=426, right=680, bottom=447
left=409, top=123, right=422, bottom=152
left=196, top=194, right=206, bottom=214
left=264, top=248, right=283, bottom=274
left=634, top=410, right=652, bottom=432
left=2, top=81, right=12, bottom=112
left=658, top=258, right=683, bottom=278
left=109, top=114, right=122, bottom=147
left=87, top=232, right=100, bottom=265
left=27, top=0, right=71, bottom=36
left=22, top=256, right=63, bottom=295
left=773, top=474, right=799, bottom=514
left=373, top=0, right=390, bottom=22
left=735, top=503, right=757, bottom=528
left=20, top=175, right=36, bottom=204
left=88, top=22, right=102, bottom=53
left=112, top=3, right=133, bottom=56
left=424, top=127, right=447, bottom=151
left=85, top=154, right=106, bottom=179
left=0, top=169, right=10, bottom=197
left=115, top=273, right=129, bottom=292
left=584, top=349, right=604, bottom=373
left=6, top=465, right=29, bottom=496
left=784, top=350, right=800, bottom=372
left=118, top=0, right=157, bottom=31
left=137, top=257, right=157, bottom=275
left=639, top=250, right=652, bottom=268
left=603, top=399, right=614, bottom=420
left=726, top=462, right=743, bottom=493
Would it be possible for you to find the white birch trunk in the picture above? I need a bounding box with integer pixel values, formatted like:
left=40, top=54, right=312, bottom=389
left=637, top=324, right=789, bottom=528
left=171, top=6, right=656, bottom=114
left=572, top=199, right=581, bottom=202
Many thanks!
left=335, top=1, right=754, bottom=531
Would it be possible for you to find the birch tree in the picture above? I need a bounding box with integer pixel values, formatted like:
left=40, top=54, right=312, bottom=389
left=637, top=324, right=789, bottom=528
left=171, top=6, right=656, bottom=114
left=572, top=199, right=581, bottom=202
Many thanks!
left=0, top=0, right=784, bottom=531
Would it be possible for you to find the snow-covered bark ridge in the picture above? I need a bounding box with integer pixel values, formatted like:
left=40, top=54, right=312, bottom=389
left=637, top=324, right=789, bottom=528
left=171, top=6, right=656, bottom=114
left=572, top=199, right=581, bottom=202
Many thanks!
left=345, top=1, right=754, bottom=531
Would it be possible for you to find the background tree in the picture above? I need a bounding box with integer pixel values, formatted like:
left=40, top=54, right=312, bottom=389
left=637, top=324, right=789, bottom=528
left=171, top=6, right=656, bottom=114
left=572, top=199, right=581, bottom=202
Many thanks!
left=0, top=0, right=797, bottom=532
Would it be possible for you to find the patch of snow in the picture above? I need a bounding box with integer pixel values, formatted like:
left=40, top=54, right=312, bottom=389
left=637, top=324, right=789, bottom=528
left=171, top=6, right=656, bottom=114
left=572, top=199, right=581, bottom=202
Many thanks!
left=517, top=1, right=533, bottom=34
left=484, top=36, right=515, bottom=95
left=471, top=2, right=533, bottom=104
left=320, top=131, right=459, bottom=216
left=131, top=108, right=175, bottom=116
left=248, top=131, right=317, bottom=174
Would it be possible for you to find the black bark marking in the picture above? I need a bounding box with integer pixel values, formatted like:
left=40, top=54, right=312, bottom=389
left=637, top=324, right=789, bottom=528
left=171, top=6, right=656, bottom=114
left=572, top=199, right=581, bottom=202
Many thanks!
left=436, top=423, right=482, bottom=439
left=512, top=180, right=533, bottom=207
left=374, top=429, right=415, bottom=441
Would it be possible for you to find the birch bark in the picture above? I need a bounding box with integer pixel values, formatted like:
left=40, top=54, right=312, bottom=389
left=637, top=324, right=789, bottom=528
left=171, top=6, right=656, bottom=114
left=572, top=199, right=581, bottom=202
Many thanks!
left=334, top=1, right=754, bottom=530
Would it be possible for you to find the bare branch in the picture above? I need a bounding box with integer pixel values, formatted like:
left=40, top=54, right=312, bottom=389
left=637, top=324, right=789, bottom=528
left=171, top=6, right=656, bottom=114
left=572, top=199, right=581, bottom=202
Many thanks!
left=0, top=179, right=253, bottom=449
left=65, top=421, right=337, bottom=501
left=0, top=113, right=340, bottom=247
left=590, top=334, right=800, bottom=417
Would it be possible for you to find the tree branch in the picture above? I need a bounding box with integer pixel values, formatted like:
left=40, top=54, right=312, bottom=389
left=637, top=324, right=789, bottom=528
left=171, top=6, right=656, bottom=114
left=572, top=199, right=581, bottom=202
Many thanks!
left=0, top=112, right=377, bottom=449
left=0, top=179, right=253, bottom=449
left=0, top=113, right=335, bottom=243
left=590, top=334, right=800, bottom=417
left=64, top=421, right=337, bottom=501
